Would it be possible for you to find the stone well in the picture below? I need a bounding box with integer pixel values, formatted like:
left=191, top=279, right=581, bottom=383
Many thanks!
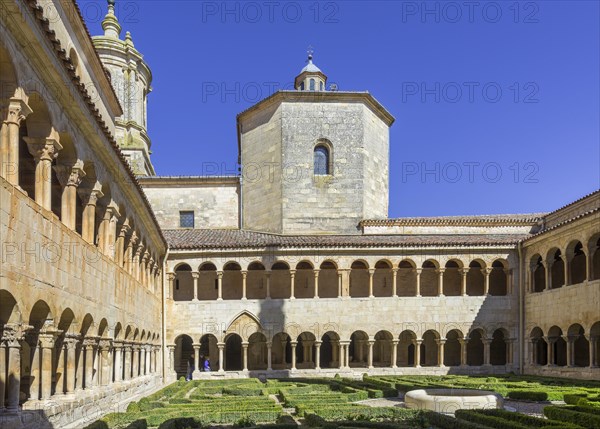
left=404, top=388, right=503, bottom=414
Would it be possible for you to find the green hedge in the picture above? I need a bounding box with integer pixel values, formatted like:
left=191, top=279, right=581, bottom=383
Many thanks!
left=564, top=394, right=589, bottom=405
left=425, top=411, right=489, bottom=429
left=455, top=410, right=534, bottom=429
left=544, top=406, right=600, bottom=429
left=507, top=390, right=548, bottom=401
left=157, top=417, right=202, bottom=429
left=82, top=422, right=109, bottom=429
left=125, top=420, right=148, bottom=429
left=470, top=409, right=572, bottom=428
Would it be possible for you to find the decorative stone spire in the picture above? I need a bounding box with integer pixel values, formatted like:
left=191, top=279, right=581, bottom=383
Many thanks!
left=102, top=0, right=122, bottom=39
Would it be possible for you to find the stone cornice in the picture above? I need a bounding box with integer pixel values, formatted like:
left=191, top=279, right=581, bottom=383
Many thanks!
left=138, top=176, right=240, bottom=187
left=360, top=214, right=545, bottom=228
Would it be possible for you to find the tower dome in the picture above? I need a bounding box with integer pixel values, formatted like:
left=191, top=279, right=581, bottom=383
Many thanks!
left=295, top=49, right=327, bottom=91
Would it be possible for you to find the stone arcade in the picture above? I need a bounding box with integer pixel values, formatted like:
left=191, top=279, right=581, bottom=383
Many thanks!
left=0, top=1, right=598, bottom=428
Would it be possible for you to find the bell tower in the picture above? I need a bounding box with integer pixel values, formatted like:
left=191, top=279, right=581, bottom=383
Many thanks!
left=92, top=0, right=156, bottom=176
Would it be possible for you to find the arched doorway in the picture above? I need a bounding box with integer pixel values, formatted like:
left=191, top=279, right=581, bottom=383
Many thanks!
left=421, top=330, right=439, bottom=366
left=568, top=324, right=589, bottom=367
left=174, top=334, right=194, bottom=379
left=199, top=334, right=218, bottom=371
left=248, top=332, right=268, bottom=370
left=320, top=331, right=340, bottom=368
left=296, top=332, right=316, bottom=369
left=444, top=329, right=463, bottom=367
left=225, top=334, right=242, bottom=371
left=349, top=331, right=369, bottom=367
left=374, top=331, right=393, bottom=367
left=490, top=329, right=508, bottom=365
left=272, top=332, right=291, bottom=369
left=398, top=330, right=416, bottom=366
left=467, top=329, right=484, bottom=366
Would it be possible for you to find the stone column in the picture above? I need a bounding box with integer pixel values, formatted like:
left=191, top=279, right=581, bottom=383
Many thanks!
left=100, top=202, right=120, bottom=258
left=564, top=336, right=574, bottom=367
left=460, top=268, right=469, bottom=296
left=0, top=339, right=6, bottom=409
left=338, top=271, right=343, bottom=298
left=337, top=342, right=343, bottom=368
left=83, top=338, right=97, bottom=388
left=482, top=338, right=491, bottom=366
left=39, top=331, right=57, bottom=400
left=113, top=342, right=123, bottom=382
left=543, top=263, right=550, bottom=291
left=314, top=269, right=320, bottom=299
left=368, top=268, right=375, bottom=298
left=140, top=251, right=150, bottom=286
left=242, top=342, right=249, bottom=371
left=314, top=341, right=321, bottom=370
left=289, top=270, right=296, bottom=299
left=24, top=136, right=62, bottom=210
left=4, top=324, right=30, bottom=414
left=193, top=344, right=201, bottom=378
left=191, top=272, right=199, bottom=301
left=167, top=345, right=176, bottom=376
left=368, top=340, right=375, bottom=369
left=291, top=342, right=297, bottom=370
left=546, top=337, right=555, bottom=366
left=132, top=244, right=143, bottom=281
left=242, top=271, right=248, bottom=300
left=98, top=338, right=112, bottom=386
left=124, top=343, right=132, bottom=380
left=529, top=339, right=536, bottom=365
left=166, top=273, right=175, bottom=300
left=484, top=268, right=492, bottom=295
left=115, top=220, right=130, bottom=267
left=267, top=342, right=272, bottom=370
left=217, top=343, right=225, bottom=372
left=345, top=342, right=351, bottom=368
left=436, top=339, right=446, bottom=367
left=413, top=340, right=422, bottom=367
left=392, top=268, right=398, bottom=297
left=388, top=339, right=397, bottom=368
left=64, top=335, right=79, bottom=394
left=124, top=231, right=138, bottom=274
left=590, top=337, right=598, bottom=368
left=28, top=335, right=41, bottom=400
left=79, top=184, right=103, bottom=244
left=437, top=268, right=445, bottom=296
left=55, top=161, right=85, bottom=230
left=265, top=271, right=271, bottom=299
left=217, top=271, right=223, bottom=300
left=145, top=345, right=151, bottom=375
left=506, top=269, right=513, bottom=294
left=505, top=339, right=515, bottom=365
left=340, top=269, right=350, bottom=297
left=459, top=338, right=468, bottom=366
left=2, top=95, right=32, bottom=185
left=415, top=268, right=422, bottom=297
left=132, top=344, right=140, bottom=378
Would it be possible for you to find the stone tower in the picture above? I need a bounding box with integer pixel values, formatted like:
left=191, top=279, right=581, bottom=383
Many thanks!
left=92, top=0, right=155, bottom=176
left=237, top=54, right=394, bottom=235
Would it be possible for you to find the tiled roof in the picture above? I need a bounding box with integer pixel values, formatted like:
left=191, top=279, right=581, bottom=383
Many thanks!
left=360, top=213, right=546, bottom=227
left=164, top=229, right=529, bottom=250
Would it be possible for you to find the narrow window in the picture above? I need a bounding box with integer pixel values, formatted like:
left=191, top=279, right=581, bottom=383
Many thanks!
left=320, top=81, right=323, bottom=91
left=314, top=145, right=330, bottom=175
left=179, top=211, right=194, bottom=228
left=310, top=79, right=315, bottom=91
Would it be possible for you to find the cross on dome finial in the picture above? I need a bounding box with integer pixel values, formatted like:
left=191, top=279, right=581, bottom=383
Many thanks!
left=307, top=45, right=314, bottom=61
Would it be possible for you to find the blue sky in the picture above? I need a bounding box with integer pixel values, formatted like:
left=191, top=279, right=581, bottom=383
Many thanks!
left=82, top=0, right=600, bottom=217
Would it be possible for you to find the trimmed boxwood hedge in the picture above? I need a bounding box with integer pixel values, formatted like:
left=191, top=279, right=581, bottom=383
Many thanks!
left=125, top=420, right=147, bottom=429
left=564, top=393, right=589, bottom=405
left=157, top=417, right=201, bottom=429
left=507, top=390, right=548, bottom=401
left=425, top=411, right=490, bottom=429
left=544, top=405, right=600, bottom=429
left=469, top=409, right=576, bottom=428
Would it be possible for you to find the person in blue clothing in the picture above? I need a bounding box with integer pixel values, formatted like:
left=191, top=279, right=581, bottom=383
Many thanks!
left=203, top=357, right=211, bottom=372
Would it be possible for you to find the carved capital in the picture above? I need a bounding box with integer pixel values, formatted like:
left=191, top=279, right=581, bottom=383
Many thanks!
left=24, top=136, right=63, bottom=162
left=98, top=338, right=113, bottom=350
left=78, top=182, right=104, bottom=206
left=55, top=160, right=86, bottom=188
left=2, top=323, right=33, bottom=347
left=5, top=96, right=32, bottom=125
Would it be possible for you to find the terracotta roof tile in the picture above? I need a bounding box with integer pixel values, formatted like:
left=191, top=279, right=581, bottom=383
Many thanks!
left=164, top=229, right=529, bottom=250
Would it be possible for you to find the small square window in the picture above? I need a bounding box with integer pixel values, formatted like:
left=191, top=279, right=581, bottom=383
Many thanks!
left=180, top=211, right=194, bottom=228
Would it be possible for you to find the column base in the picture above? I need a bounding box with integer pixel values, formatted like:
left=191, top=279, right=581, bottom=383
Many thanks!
left=217, top=298, right=223, bottom=301
left=290, top=297, right=295, bottom=300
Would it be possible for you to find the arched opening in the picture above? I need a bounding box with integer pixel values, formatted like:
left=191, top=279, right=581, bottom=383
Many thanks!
left=444, top=329, right=463, bottom=367
left=489, top=260, right=508, bottom=295
left=490, top=329, right=508, bottom=365
left=467, top=261, right=485, bottom=296
left=531, top=255, right=545, bottom=293
left=320, top=331, right=340, bottom=368
left=590, top=235, right=600, bottom=280
left=173, top=264, right=193, bottom=301
left=319, top=261, right=338, bottom=298
left=568, top=324, right=589, bottom=367
left=225, top=334, right=243, bottom=371
left=373, top=260, right=393, bottom=297
left=548, top=326, right=566, bottom=366
left=398, top=260, right=417, bottom=296
left=294, top=261, right=314, bottom=299
left=199, top=334, right=218, bottom=371
left=568, top=241, right=587, bottom=284
left=270, top=261, right=290, bottom=299
left=272, top=332, right=291, bottom=369
left=420, top=260, right=438, bottom=297
left=467, top=329, right=484, bottom=366
left=174, top=334, right=194, bottom=379
left=314, top=144, right=331, bottom=175
left=530, top=327, right=547, bottom=365
left=198, top=262, right=218, bottom=300
left=374, top=331, right=393, bottom=367
left=54, top=308, right=77, bottom=395
left=309, top=78, right=315, bottom=91
left=296, top=332, right=316, bottom=369
left=591, top=322, right=600, bottom=368
left=548, top=249, right=565, bottom=289
left=443, top=260, right=462, bottom=296
left=421, top=330, right=439, bottom=367
left=248, top=332, right=268, bottom=370
left=349, top=331, right=369, bottom=367
left=398, top=330, right=416, bottom=367
left=247, top=262, right=266, bottom=299
left=350, top=261, right=369, bottom=298
left=223, top=262, right=242, bottom=300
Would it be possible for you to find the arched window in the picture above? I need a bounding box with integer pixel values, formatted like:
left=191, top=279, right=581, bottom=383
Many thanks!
left=310, top=79, right=315, bottom=91
left=319, top=81, right=324, bottom=91
left=314, top=145, right=330, bottom=175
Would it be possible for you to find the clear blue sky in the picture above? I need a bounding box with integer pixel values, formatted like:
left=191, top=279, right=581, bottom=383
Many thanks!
left=82, top=0, right=600, bottom=217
